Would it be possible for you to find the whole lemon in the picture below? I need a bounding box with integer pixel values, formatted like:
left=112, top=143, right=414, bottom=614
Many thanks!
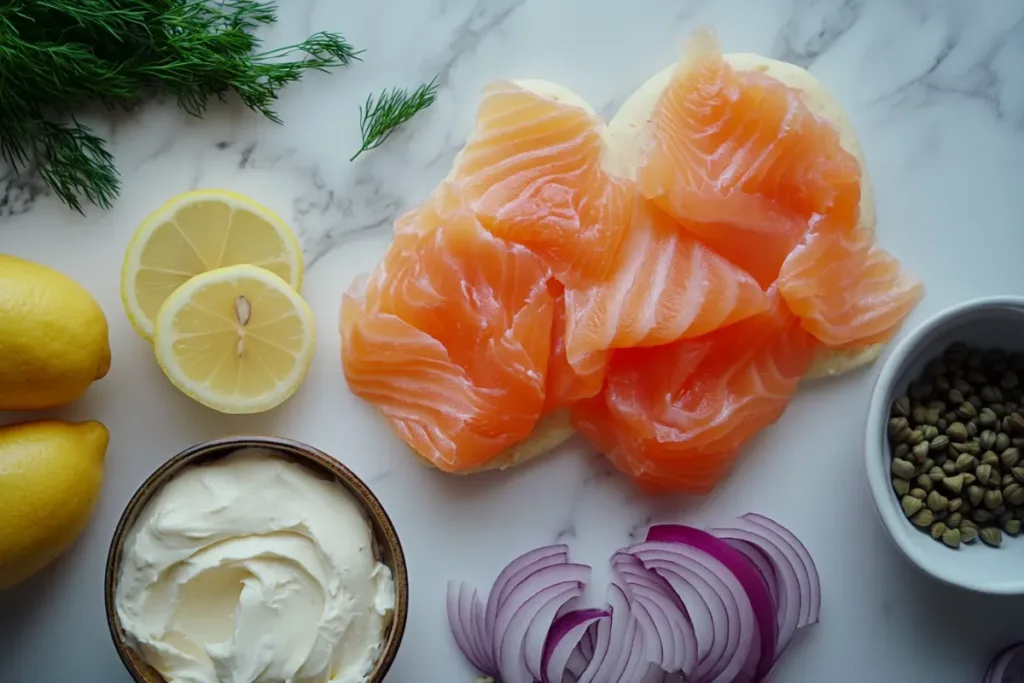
left=0, top=420, right=108, bottom=590
left=0, top=255, right=111, bottom=410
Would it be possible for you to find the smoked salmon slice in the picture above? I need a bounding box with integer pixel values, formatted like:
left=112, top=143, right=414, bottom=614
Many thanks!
left=563, top=197, right=768, bottom=367
left=447, top=81, right=634, bottom=284
left=635, top=29, right=862, bottom=287
left=777, top=221, right=924, bottom=347
left=341, top=204, right=555, bottom=472
left=543, top=281, right=609, bottom=414
left=572, top=289, right=817, bottom=494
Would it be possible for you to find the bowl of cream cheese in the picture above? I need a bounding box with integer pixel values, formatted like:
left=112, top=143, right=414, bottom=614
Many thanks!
left=104, top=436, right=408, bottom=683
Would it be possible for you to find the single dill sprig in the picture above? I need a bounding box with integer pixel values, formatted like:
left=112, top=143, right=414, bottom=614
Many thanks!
left=351, top=77, right=439, bottom=162
left=0, top=0, right=359, bottom=213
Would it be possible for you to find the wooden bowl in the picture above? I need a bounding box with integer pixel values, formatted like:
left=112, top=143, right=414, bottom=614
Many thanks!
left=104, top=435, right=409, bottom=682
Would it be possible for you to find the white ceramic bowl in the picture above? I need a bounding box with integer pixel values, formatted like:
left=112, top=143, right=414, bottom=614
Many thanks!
left=866, top=296, right=1024, bottom=594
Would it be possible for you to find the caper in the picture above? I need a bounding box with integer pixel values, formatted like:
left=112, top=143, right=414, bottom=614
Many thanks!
left=980, top=527, right=1003, bottom=547
left=947, top=422, right=969, bottom=442
left=1004, top=447, right=1023, bottom=469
left=997, top=432, right=1012, bottom=452
left=979, top=407, right=999, bottom=426
left=981, top=386, right=1004, bottom=403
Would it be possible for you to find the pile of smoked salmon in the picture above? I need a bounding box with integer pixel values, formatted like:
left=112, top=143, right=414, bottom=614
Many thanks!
left=341, top=30, right=924, bottom=494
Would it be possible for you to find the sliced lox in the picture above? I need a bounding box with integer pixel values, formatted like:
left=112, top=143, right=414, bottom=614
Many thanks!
left=543, top=280, right=609, bottom=414
left=448, top=80, right=634, bottom=284
left=777, top=221, right=924, bottom=347
left=341, top=204, right=554, bottom=472
left=572, top=289, right=818, bottom=494
left=636, top=29, right=862, bottom=287
left=564, top=197, right=768, bottom=369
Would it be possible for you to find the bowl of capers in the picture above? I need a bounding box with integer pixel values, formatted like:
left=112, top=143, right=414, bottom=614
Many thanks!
left=866, top=296, right=1024, bottom=594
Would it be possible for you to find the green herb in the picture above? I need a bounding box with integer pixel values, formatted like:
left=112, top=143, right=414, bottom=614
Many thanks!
left=0, top=1, right=362, bottom=212
left=351, top=77, right=439, bottom=162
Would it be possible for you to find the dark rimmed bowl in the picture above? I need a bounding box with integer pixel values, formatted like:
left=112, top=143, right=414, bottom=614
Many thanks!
left=104, top=435, right=408, bottom=682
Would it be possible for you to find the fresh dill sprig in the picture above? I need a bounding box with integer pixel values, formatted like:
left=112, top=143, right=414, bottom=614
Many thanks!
left=351, top=77, right=439, bottom=162
left=0, top=0, right=360, bottom=213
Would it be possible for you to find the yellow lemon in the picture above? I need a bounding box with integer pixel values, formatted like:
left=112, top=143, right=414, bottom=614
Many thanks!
left=0, top=255, right=111, bottom=410
left=0, top=420, right=108, bottom=590
left=153, top=264, right=316, bottom=414
left=121, top=189, right=304, bottom=341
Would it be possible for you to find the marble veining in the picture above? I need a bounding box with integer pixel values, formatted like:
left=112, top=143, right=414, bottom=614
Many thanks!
left=2, top=1, right=1024, bottom=682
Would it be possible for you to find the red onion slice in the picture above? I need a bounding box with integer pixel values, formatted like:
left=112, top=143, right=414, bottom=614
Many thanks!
left=646, top=525, right=777, bottom=680
left=523, top=585, right=586, bottom=681
left=606, top=583, right=640, bottom=682
left=628, top=541, right=746, bottom=683
left=710, top=525, right=800, bottom=655
left=614, top=611, right=665, bottom=683
left=984, top=642, right=1024, bottom=682
left=741, top=513, right=821, bottom=626
left=725, top=541, right=779, bottom=607
left=495, top=563, right=590, bottom=683
left=610, top=552, right=698, bottom=678
left=566, top=645, right=591, bottom=680
left=580, top=626, right=596, bottom=661
left=487, top=545, right=570, bottom=639
left=447, top=581, right=491, bottom=675
left=541, top=609, right=608, bottom=683
left=576, top=608, right=612, bottom=683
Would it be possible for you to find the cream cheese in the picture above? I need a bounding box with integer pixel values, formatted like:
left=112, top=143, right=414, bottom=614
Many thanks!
left=115, top=448, right=395, bottom=683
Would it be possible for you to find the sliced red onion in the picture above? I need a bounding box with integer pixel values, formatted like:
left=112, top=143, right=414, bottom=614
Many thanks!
left=610, top=552, right=697, bottom=678
left=984, top=642, right=1024, bottom=682
left=576, top=607, right=612, bottom=683
left=645, top=525, right=778, bottom=680
left=742, top=513, right=821, bottom=626
left=447, top=581, right=490, bottom=674
left=523, top=584, right=586, bottom=680
left=725, top=540, right=779, bottom=607
left=495, top=563, right=590, bottom=683
left=710, top=526, right=799, bottom=655
left=447, top=516, right=818, bottom=683
left=487, top=545, right=570, bottom=638
left=579, top=626, right=595, bottom=661
left=584, top=582, right=634, bottom=682
left=541, top=609, right=608, bottom=683
left=628, top=540, right=747, bottom=683
left=448, top=545, right=576, bottom=680
left=566, top=645, right=591, bottom=680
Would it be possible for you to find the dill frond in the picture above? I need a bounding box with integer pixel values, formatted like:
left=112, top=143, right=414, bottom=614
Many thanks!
left=0, top=0, right=358, bottom=213
left=351, top=77, right=439, bottom=162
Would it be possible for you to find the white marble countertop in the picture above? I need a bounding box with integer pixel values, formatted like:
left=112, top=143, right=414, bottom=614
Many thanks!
left=2, top=1, right=1024, bottom=681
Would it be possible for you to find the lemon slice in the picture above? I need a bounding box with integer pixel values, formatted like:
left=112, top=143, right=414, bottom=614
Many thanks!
left=122, top=189, right=303, bottom=341
left=153, top=265, right=315, bottom=414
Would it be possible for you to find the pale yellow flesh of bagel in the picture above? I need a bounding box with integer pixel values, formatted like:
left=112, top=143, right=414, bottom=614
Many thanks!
left=404, top=54, right=880, bottom=472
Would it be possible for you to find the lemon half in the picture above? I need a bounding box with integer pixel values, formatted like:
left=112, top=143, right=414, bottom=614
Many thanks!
left=153, top=265, right=315, bottom=414
left=122, top=190, right=303, bottom=341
